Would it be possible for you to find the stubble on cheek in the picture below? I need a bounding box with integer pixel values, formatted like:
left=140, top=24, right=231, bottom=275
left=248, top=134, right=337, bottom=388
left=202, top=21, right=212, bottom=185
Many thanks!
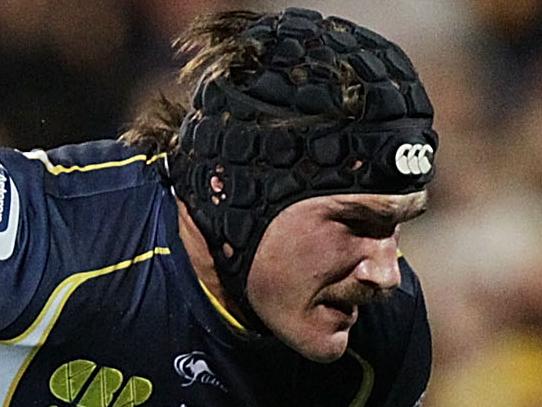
left=248, top=279, right=353, bottom=363
left=287, top=318, right=351, bottom=363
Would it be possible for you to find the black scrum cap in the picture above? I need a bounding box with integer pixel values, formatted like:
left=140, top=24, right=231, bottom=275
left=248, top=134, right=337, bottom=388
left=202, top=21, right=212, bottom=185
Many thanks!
left=170, top=7, right=438, bottom=329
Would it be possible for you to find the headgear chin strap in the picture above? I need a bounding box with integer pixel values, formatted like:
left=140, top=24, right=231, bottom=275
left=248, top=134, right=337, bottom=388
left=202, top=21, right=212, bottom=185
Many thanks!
left=169, top=7, right=438, bottom=330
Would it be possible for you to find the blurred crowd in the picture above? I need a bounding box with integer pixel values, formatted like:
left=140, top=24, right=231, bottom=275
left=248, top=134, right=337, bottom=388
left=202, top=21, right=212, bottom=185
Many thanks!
left=1, top=1, right=541, bottom=405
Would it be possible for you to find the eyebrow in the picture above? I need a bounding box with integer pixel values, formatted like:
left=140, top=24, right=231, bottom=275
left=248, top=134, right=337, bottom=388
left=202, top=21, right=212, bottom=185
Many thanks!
left=331, top=194, right=428, bottom=225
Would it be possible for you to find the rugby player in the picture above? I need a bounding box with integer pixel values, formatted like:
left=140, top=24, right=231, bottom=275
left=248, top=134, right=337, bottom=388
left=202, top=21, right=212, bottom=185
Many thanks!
left=0, top=8, right=437, bottom=407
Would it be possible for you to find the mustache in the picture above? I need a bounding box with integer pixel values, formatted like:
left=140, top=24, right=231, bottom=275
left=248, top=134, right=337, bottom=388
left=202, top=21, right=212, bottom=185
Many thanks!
left=317, top=283, right=393, bottom=307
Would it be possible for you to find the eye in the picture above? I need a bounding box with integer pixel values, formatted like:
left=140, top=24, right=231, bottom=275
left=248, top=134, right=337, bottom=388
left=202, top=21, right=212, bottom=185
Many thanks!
left=339, top=218, right=365, bottom=233
left=340, top=218, right=397, bottom=239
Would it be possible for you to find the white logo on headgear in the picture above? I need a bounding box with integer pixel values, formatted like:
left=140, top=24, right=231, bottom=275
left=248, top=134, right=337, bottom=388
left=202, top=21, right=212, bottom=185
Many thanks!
left=174, top=351, right=228, bottom=393
left=395, top=143, right=433, bottom=175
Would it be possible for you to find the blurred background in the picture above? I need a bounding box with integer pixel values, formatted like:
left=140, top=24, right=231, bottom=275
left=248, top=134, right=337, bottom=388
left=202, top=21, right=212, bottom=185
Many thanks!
left=1, top=1, right=541, bottom=405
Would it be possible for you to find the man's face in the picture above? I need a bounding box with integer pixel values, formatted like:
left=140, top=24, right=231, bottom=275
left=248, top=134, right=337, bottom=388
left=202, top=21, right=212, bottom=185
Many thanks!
left=246, top=191, right=427, bottom=363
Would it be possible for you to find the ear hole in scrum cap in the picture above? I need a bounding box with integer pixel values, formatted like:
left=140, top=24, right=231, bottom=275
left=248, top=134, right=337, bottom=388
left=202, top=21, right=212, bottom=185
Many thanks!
left=223, top=243, right=234, bottom=259
left=348, top=159, right=365, bottom=172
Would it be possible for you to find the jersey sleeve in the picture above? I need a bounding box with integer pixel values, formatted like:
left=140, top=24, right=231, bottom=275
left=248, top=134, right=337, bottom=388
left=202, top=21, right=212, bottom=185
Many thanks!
left=0, top=147, right=49, bottom=333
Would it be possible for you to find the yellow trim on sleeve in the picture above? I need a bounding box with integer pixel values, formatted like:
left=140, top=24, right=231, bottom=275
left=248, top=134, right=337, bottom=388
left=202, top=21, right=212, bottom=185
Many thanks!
left=0, top=246, right=171, bottom=407
left=145, top=153, right=168, bottom=166
left=396, top=249, right=403, bottom=258
left=23, top=150, right=167, bottom=176
left=198, top=279, right=247, bottom=333
left=0, top=246, right=171, bottom=346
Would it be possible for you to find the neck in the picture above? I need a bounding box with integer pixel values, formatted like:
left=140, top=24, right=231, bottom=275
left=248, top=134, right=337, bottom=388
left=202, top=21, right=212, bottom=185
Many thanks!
left=176, top=199, right=248, bottom=326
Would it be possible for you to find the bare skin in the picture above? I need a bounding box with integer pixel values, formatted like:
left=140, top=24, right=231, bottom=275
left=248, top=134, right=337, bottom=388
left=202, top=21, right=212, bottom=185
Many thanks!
left=177, top=191, right=427, bottom=362
left=177, top=201, right=246, bottom=320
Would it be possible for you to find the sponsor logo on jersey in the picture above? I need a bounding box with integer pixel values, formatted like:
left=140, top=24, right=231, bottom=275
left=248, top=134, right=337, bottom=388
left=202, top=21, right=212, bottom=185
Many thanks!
left=174, top=351, right=228, bottom=393
left=395, top=143, right=434, bottom=175
left=0, top=165, right=20, bottom=260
left=0, top=167, right=11, bottom=232
left=49, top=359, right=153, bottom=407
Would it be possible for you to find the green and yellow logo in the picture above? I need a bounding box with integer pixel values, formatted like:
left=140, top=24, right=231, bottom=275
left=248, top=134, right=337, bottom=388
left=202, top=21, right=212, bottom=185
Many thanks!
left=49, top=359, right=153, bottom=407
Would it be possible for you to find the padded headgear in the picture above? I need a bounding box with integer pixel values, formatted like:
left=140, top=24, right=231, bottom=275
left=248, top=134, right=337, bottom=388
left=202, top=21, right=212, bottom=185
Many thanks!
left=170, top=8, right=438, bottom=326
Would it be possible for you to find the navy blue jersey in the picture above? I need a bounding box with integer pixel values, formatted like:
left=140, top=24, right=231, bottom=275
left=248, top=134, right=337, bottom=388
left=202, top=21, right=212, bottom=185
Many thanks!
left=0, top=140, right=430, bottom=407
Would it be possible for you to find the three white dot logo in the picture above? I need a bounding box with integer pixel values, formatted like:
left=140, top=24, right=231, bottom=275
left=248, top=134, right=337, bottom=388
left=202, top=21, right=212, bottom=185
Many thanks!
left=395, top=143, right=434, bottom=175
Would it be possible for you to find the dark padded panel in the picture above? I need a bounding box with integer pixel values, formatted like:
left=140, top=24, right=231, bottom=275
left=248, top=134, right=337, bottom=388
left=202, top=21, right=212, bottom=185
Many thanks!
left=265, top=171, right=305, bottom=203
left=405, top=82, right=434, bottom=117
left=307, top=46, right=335, bottom=64
left=323, top=31, right=358, bottom=53
left=224, top=209, right=255, bottom=249
left=222, top=124, right=258, bottom=164
left=348, top=51, right=388, bottom=82
left=283, top=7, right=323, bottom=21
left=202, top=80, right=227, bottom=114
left=312, top=168, right=354, bottom=189
left=295, top=84, right=340, bottom=114
left=308, top=133, right=349, bottom=166
left=386, top=45, right=417, bottom=79
left=193, top=117, right=222, bottom=158
left=230, top=169, right=258, bottom=208
left=352, top=26, right=389, bottom=49
left=248, top=71, right=295, bottom=106
left=363, top=83, right=408, bottom=121
left=277, top=17, right=321, bottom=39
left=272, top=38, right=306, bottom=66
left=262, top=130, right=301, bottom=167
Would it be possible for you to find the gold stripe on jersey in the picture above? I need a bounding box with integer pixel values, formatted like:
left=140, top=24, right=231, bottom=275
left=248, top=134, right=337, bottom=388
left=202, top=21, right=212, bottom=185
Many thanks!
left=347, top=348, right=375, bottom=407
left=0, top=246, right=171, bottom=407
left=22, top=149, right=167, bottom=176
left=198, top=279, right=247, bottom=333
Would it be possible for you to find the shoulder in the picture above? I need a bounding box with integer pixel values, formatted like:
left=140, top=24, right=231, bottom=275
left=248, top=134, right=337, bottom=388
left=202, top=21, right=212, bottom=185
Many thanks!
left=349, top=255, right=431, bottom=407
left=351, top=255, right=428, bottom=344
left=397, top=255, right=424, bottom=298
left=0, top=139, right=171, bottom=333
left=0, top=139, right=168, bottom=197
left=26, top=139, right=167, bottom=198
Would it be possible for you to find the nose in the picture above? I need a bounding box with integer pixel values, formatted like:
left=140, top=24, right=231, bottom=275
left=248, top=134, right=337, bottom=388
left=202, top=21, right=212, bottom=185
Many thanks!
left=352, top=236, right=401, bottom=290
